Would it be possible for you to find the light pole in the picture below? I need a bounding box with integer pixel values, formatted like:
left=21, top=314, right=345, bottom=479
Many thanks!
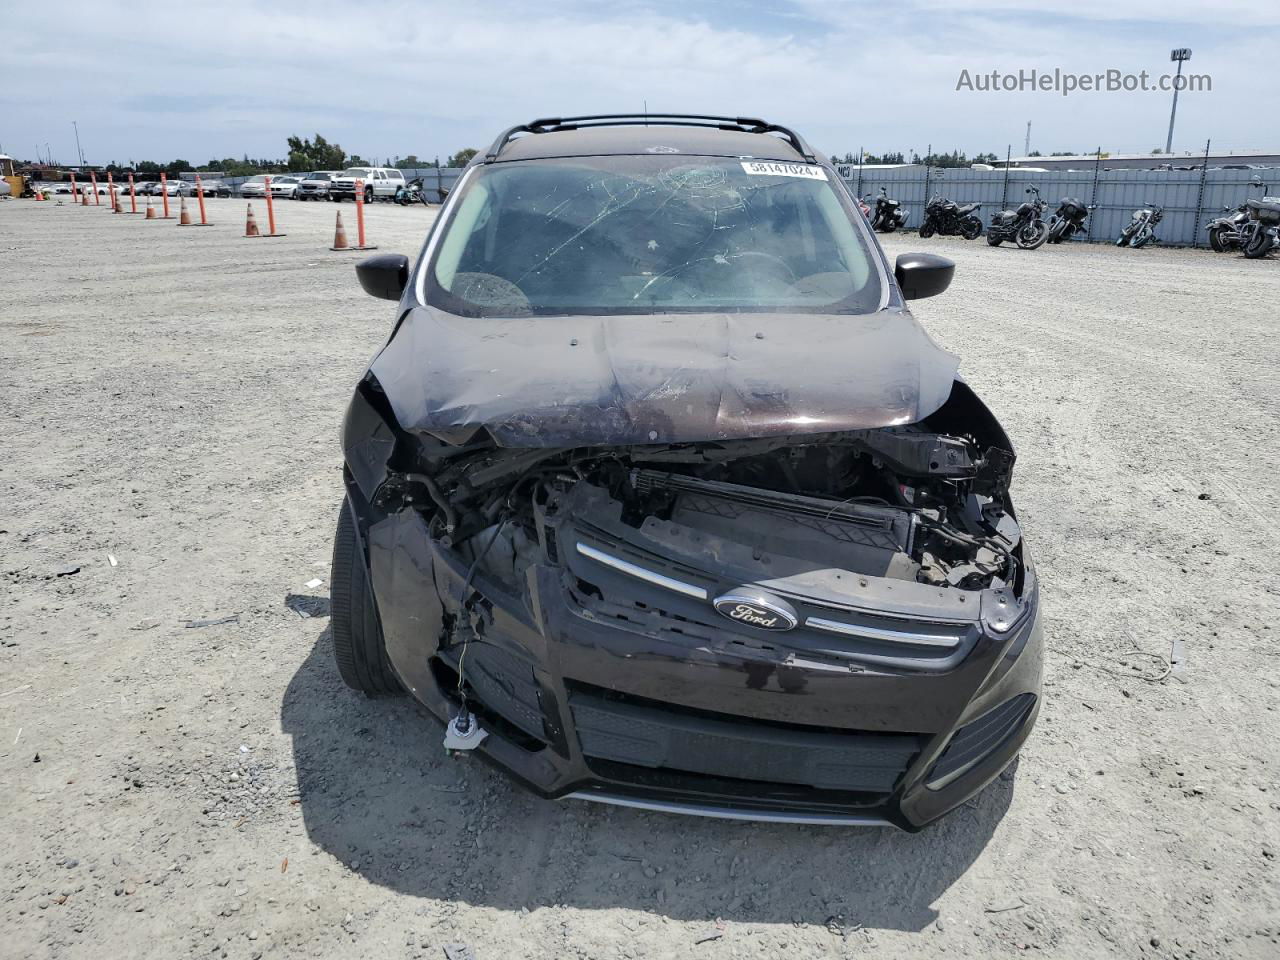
left=1165, top=48, right=1191, bottom=154
left=73, top=121, right=85, bottom=167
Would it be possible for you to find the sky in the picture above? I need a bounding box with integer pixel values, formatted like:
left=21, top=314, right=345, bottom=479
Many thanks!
left=2, top=0, right=1272, bottom=167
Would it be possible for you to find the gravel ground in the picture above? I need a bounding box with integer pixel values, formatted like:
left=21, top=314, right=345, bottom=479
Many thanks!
left=2, top=195, right=1278, bottom=960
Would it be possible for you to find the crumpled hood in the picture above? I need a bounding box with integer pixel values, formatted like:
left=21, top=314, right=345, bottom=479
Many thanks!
left=369, top=305, right=959, bottom=447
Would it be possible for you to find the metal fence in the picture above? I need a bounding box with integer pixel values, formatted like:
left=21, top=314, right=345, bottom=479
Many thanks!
left=835, top=161, right=1276, bottom=247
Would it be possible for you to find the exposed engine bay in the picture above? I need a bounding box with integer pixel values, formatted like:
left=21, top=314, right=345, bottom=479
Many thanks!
left=374, top=422, right=1021, bottom=597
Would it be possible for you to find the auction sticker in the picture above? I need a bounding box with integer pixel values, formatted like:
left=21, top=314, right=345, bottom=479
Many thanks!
left=740, top=161, right=828, bottom=180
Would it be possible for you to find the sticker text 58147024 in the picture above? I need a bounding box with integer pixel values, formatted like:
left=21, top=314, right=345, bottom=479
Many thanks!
left=740, top=161, right=828, bottom=181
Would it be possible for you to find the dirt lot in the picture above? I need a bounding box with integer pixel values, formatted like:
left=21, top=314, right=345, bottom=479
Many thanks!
left=2, top=195, right=1278, bottom=960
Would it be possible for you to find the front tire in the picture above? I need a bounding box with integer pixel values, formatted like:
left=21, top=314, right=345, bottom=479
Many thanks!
left=331, top=501, right=404, bottom=697
left=1130, top=226, right=1152, bottom=248
left=918, top=219, right=936, bottom=239
left=961, top=216, right=983, bottom=240
left=986, top=233, right=1003, bottom=246
left=1017, top=220, right=1050, bottom=250
left=1243, top=228, right=1274, bottom=259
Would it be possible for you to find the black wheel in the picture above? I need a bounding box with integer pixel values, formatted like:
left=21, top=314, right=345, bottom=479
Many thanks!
left=961, top=216, right=983, bottom=240
left=1130, top=226, right=1151, bottom=249
left=1017, top=220, right=1050, bottom=250
left=331, top=501, right=404, bottom=697
left=1047, top=219, right=1067, bottom=244
left=1208, top=226, right=1230, bottom=252
left=918, top=219, right=936, bottom=239
left=986, top=233, right=1003, bottom=246
left=364, top=187, right=374, bottom=204
left=1243, top=228, right=1274, bottom=259
left=1115, top=228, right=1132, bottom=247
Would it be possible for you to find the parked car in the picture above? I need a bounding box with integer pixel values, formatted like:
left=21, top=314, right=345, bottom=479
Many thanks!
left=329, top=113, right=1042, bottom=831
left=239, top=175, right=269, bottom=198
left=195, top=178, right=232, bottom=198
left=268, top=176, right=302, bottom=199
left=329, top=166, right=405, bottom=202
left=296, top=171, right=338, bottom=200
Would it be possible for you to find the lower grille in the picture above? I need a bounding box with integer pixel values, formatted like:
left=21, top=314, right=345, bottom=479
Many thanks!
left=569, top=688, right=922, bottom=794
left=926, top=693, right=1035, bottom=789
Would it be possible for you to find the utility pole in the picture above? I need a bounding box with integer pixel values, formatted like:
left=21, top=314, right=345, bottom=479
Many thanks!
left=73, top=121, right=85, bottom=166
left=1025, top=121, right=1031, bottom=156
left=1166, top=48, right=1191, bottom=154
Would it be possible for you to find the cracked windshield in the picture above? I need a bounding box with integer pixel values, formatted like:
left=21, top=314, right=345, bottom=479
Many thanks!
left=428, top=156, right=882, bottom=315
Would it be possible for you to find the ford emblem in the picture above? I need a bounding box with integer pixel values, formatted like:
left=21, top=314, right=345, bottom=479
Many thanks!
left=712, top=589, right=798, bottom=631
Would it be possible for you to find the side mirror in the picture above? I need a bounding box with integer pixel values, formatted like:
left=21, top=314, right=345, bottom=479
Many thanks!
left=895, top=252, right=954, bottom=301
left=356, top=254, right=410, bottom=300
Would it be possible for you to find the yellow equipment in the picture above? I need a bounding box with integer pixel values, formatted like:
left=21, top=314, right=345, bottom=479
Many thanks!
left=1, top=154, right=25, bottom=198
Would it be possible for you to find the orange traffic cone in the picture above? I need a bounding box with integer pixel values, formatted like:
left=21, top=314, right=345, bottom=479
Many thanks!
left=330, top=212, right=349, bottom=250
left=113, top=195, right=123, bottom=213
left=145, top=197, right=157, bottom=219
left=244, top=203, right=261, bottom=237
left=81, top=191, right=90, bottom=206
left=178, top=197, right=192, bottom=225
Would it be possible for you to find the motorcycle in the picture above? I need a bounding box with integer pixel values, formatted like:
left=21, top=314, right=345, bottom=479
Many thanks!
left=1046, top=196, right=1093, bottom=244
left=1116, top=204, right=1163, bottom=248
left=1205, top=202, right=1251, bottom=253
left=1241, top=197, right=1280, bottom=259
left=918, top=195, right=983, bottom=240
left=987, top=186, right=1050, bottom=249
left=395, top=178, right=430, bottom=206
left=863, top=187, right=908, bottom=232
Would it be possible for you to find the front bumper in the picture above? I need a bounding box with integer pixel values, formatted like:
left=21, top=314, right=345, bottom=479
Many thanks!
left=356, top=483, right=1043, bottom=830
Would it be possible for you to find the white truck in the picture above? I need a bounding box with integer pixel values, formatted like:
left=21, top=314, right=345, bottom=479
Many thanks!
left=329, top=167, right=405, bottom=202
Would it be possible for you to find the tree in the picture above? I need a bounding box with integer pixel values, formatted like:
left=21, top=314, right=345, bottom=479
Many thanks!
left=167, top=159, right=193, bottom=174
left=286, top=134, right=346, bottom=171
left=395, top=155, right=421, bottom=169
left=447, top=148, right=478, bottom=168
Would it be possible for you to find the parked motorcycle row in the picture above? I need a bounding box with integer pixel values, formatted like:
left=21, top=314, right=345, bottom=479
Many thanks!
left=862, top=181, right=1277, bottom=259
left=862, top=184, right=1091, bottom=250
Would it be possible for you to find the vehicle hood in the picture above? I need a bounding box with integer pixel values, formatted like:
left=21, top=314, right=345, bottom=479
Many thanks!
left=369, top=306, right=959, bottom=447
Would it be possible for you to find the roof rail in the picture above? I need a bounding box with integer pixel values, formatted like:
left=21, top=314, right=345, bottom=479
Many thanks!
left=482, top=113, right=816, bottom=163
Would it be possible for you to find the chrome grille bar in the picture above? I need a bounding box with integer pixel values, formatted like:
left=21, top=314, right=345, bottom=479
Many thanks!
left=575, top=542, right=708, bottom=600
left=805, top=615, right=963, bottom=649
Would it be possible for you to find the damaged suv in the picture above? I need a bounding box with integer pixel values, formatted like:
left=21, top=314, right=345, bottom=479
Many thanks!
left=331, top=114, right=1042, bottom=830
